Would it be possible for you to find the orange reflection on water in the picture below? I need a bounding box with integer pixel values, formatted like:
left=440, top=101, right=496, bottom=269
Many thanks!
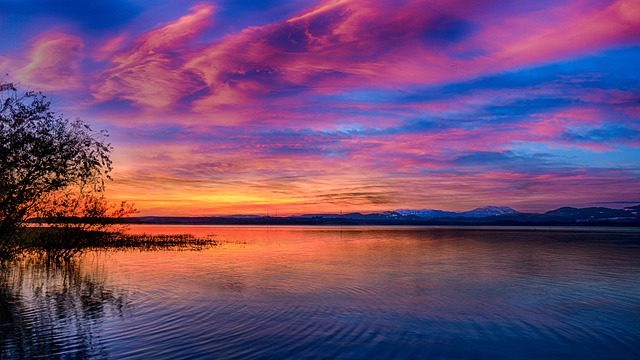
left=109, top=225, right=640, bottom=304
left=5, top=225, right=640, bottom=358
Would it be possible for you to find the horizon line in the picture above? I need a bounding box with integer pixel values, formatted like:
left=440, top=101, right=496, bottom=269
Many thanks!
left=122, top=203, right=640, bottom=218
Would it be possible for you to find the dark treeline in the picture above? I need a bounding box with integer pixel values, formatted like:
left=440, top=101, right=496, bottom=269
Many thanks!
left=119, top=204, right=640, bottom=227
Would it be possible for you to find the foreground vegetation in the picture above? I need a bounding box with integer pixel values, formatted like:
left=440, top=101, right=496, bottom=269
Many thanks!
left=5, top=227, right=218, bottom=261
left=1, top=80, right=143, bottom=259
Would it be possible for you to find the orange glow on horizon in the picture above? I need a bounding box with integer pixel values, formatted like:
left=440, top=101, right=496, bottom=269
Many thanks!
left=2, top=0, right=638, bottom=215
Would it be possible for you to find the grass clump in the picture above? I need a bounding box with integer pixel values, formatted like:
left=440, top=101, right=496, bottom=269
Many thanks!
left=11, top=227, right=218, bottom=261
left=102, top=232, right=218, bottom=251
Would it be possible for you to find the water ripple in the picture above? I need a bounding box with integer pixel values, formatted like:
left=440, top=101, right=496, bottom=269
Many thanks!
left=2, top=227, right=640, bottom=359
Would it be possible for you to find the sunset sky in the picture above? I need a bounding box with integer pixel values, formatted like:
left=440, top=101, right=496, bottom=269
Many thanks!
left=1, top=0, right=639, bottom=216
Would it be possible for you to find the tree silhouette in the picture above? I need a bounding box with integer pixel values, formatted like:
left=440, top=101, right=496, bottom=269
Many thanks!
left=0, top=81, right=116, bottom=254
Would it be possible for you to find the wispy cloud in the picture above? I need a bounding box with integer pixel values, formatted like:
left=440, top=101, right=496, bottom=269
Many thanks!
left=3, top=32, right=84, bottom=91
left=92, top=4, right=215, bottom=108
left=1, top=0, right=639, bottom=215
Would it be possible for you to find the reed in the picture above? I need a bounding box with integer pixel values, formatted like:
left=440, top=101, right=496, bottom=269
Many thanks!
left=10, top=228, right=218, bottom=261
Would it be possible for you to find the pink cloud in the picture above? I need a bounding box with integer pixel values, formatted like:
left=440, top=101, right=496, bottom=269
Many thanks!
left=3, top=32, right=84, bottom=91
left=80, top=0, right=640, bottom=130
left=92, top=4, right=215, bottom=108
left=495, top=0, right=640, bottom=66
left=91, top=33, right=129, bottom=62
left=179, top=0, right=639, bottom=119
left=185, top=0, right=478, bottom=109
left=4, top=0, right=635, bottom=216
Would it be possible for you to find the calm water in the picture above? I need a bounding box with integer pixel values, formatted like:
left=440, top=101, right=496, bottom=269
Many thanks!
left=1, top=226, right=640, bottom=359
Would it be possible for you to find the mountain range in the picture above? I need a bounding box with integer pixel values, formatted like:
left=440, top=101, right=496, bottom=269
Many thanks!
left=123, top=205, right=640, bottom=226
left=394, top=206, right=518, bottom=218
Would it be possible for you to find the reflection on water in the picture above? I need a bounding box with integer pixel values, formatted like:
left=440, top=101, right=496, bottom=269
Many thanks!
left=2, top=226, right=640, bottom=359
left=1, top=256, right=130, bottom=359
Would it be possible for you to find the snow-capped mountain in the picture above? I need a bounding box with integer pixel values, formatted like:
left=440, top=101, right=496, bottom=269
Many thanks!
left=458, top=206, right=519, bottom=218
left=395, top=206, right=518, bottom=219
left=394, top=209, right=457, bottom=218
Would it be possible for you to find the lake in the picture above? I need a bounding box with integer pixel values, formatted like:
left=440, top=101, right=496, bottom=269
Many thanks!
left=2, top=226, right=640, bottom=359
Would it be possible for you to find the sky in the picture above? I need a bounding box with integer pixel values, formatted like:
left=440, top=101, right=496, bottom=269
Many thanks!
left=1, top=0, right=639, bottom=216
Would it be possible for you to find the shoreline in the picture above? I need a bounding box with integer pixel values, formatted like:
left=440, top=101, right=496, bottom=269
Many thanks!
left=122, top=223, right=640, bottom=233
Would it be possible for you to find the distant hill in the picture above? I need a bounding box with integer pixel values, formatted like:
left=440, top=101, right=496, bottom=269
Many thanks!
left=117, top=205, right=640, bottom=226
left=544, top=207, right=634, bottom=221
left=625, top=205, right=640, bottom=215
